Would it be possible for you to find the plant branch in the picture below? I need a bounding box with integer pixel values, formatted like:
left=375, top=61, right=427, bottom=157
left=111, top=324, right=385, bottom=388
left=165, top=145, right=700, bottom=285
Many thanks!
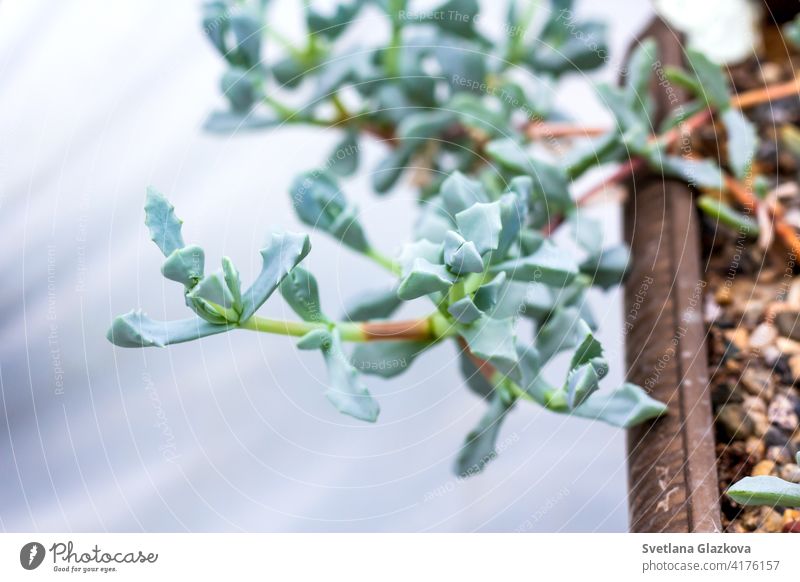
left=240, top=312, right=453, bottom=342
left=365, top=248, right=402, bottom=275
left=544, top=78, right=800, bottom=235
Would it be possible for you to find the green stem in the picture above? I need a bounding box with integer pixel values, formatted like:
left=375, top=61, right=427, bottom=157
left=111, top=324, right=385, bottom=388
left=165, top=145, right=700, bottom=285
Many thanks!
left=506, top=0, right=537, bottom=64
left=366, top=248, right=402, bottom=275
left=240, top=312, right=454, bottom=342
left=385, top=0, right=404, bottom=77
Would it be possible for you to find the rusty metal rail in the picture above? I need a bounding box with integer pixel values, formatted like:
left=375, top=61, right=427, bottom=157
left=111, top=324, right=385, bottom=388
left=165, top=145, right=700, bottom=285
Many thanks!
left=623, top=19, right=722, bottom=532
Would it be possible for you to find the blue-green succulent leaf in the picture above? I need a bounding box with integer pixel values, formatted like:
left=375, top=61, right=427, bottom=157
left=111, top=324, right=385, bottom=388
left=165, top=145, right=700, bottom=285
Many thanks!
left=580, top=245, right=631, bottom=290
left=685, top=48, right=730, bottom=110
left=721, top=108, right=757, bottom=180
left=440, top=171, right=488, bottom=217
left=145, top=187, right=185, bottom=257
left=491, top=240, right=578, bottom=286
left=297, top=328, right=333, bottom=351
left=443, top=231, right=484, bottom=274
left=222, top=257, right=243, bottom=314
left=162, top=245, right=205, bottom=287
left=342, top=285, right=402, bottom=321
left=107, top=311, right=229, bottom=348
left=279, top=266, right=327, bottom=323
left=448, top=297, right=483, bottom=324
left=397, top=258, right=455, bottom=300
left=240, top=232, right=312, bottom=321
left=350, top=340, right=429, bottom=378
left=455, top=201, right=503, bottom=255
left=458, top=315, right=517, bottom=371
left=321, top=329, right=380, bottom=422
left=572, top=383, right=667, bottom=428
left=456, top=387, right=514, bottom=477
left=727, top=476, right=800, bottom=508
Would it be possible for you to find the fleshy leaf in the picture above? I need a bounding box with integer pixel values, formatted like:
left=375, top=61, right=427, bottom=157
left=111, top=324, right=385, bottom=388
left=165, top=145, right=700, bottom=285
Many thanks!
left=572, top=383, right=668, bottom=428
left=440, top=172, right=488, bottom=217
left=624, top=38, right=657, bottom=124
left=107, top=311, right=228, bottom=348
left=459, top=350, right=494, bottom=398
left=350, top=341, right=429, bottom=378
left=697, top=196, right=759, bottom=237
left=473, top=272, right=506, bottom=312
left=685, top=48, right=730, bottom=110
left=240, top=232, right=312, bottom=321
left=290, top=171, right=370, bottom=252
left=187, top=271, right=238, bottom=322
left=580, top=245, right=631, bottom=290
left=455, top=201, right=503, bottom=255
left=443, top=231, right=484, bottom=275
left=162, top=245, right=205, bottom=287
left=721, top=108, right=757, bottom=180
left=320, top=329, right=380, bottom=422
left=397, top=258, right=455, bottom=300
left=448, top=297, right=483, bottom=324
left=145, top=187, right=185, bottom=257
left=458, top=315, right=517, bottom=371
left=646, top=150, right=723, bottom=190
left=222, top=257, right=243, bottom=314
left=491, top=241, right=578, bottom=286
left=727, top=476, right=800, bottom=508
left=456, top=387, right=515, bottom=477
left=297, top=329, right=333, bottom=351
left=342, top=286, right=402, bottom=321
left=536, top=307, right=584, bottom=362
left=279, top=266, right=327, bottom=323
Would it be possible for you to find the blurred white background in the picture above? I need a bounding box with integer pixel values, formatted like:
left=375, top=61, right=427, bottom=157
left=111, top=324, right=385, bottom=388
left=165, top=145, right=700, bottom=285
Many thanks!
left=0, top=0, right=653, bottom=531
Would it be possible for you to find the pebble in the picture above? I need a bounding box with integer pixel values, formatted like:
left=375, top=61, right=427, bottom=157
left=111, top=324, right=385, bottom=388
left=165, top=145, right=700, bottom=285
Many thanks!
left=716, top=404, right=754, bottom=440
left=766, top=445, right=794, bottom=464
left=776, top=310, right=800, bottom=341
left=725, top=328, right=749, bottom=352
left=744, top=436, right=766, bottom=461
left=780, top=463, right=800, bottom=483
left=750, top=323, right=777, bottom=350
left=740, top=368, right=774, bottom=399
left=768, top=393, right=800, bottom=432
left=764, top=426, right=792, bottom=448
left=715, top=286, right=733, bottom=306
left=752, top=459, right=776, bottom=476
left=757, top=508, right=785, bottom=533
left=776, top=336, right=800, bottom=356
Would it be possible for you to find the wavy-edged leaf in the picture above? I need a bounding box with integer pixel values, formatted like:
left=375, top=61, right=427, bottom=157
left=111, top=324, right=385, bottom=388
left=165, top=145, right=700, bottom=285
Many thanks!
left=240, top=232, right=311, bottom=321
left=721, top=108, right=757, bottom=180
left=448, top=297, right=483, bottom=324
left=145, top=187, right=185, bottom=257
left=350, top=340, right=429, bottom=378
left=187, top=271, right=238, bottom=323
left=443, top=231, right=484, bottom=275
left=280, top=266, right=327, bottom=323
left=458, top=315, right=517, bottom=371
left=321, top=329, right=380, bottom=422
left=685, top=48, right=730, bottom=110
left=572, top=382, right=667, bottom=428
left=491, top=240, right=578, bottom=286
left=397, top=258, right=455, bottom=300
left=162, top=245, right=205, bottom=287
left=455, top=387, right=514, bottom=477
left=440, top=171, right=488, bottom=217
left=454, top=200, right=503, bottom=255
left=580, top=245, right=631, bottom=290
left=342, top=285, right=402, bottom=321
left=107, top=311, right=229, bottom=348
